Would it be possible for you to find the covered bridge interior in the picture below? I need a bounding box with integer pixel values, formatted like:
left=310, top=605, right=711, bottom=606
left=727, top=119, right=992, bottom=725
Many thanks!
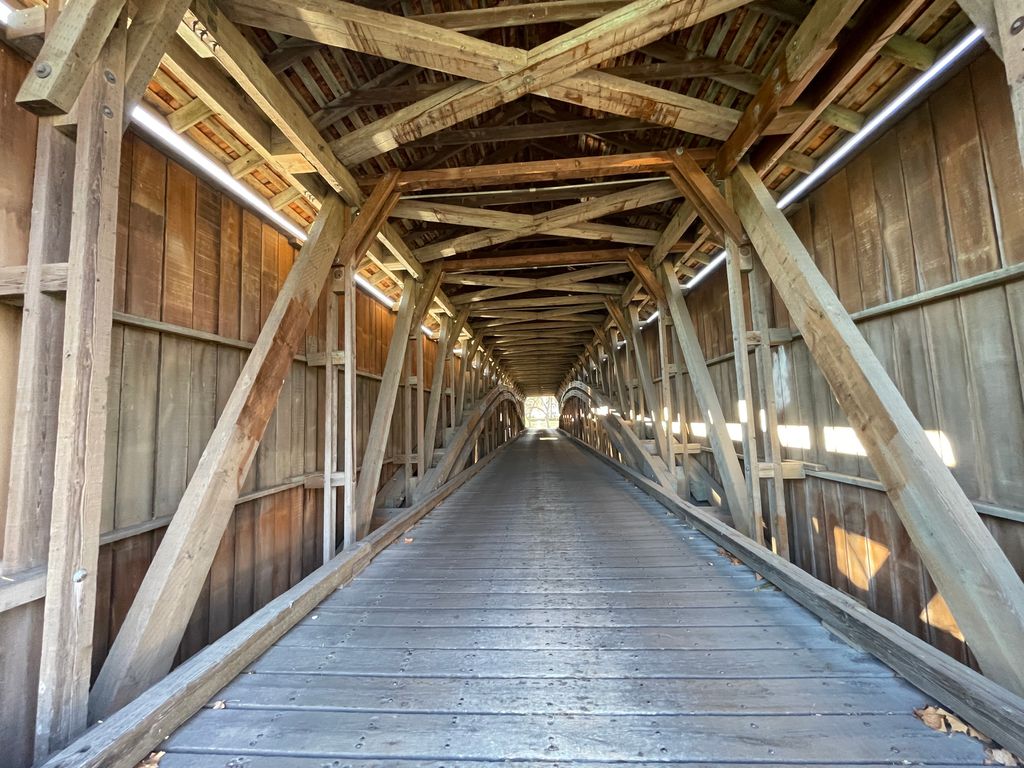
left=1, top=0, right=1024, bottom=766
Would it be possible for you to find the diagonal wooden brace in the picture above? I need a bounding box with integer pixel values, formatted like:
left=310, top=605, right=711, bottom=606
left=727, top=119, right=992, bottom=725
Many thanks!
left=89, top=189, right=357, bottom=718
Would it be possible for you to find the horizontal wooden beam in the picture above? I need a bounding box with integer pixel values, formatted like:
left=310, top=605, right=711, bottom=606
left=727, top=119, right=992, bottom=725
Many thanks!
left=391, top=151, right=687, bottom=191
left=16, top=0, right=128, bottom=115
left=392, top=199, right=678, bottom=249
left=405, top=117, right=656, bottom=147
left=0, top=263, right=69, bottom=297
left=417, top=179, right=680, bottom=260
left=441, top=249, right=635, bottom=272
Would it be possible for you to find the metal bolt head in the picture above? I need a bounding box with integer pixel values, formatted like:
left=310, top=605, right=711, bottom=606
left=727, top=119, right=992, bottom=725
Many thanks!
left=1012, top=16, right=1024, bottom=35
left=72, top=568, right=88, bottom=583
left=102, top=105, right=114, bottom=118
left=35, top=62, right=52, bottom=78
left=104, top=69, right=117, bottom=84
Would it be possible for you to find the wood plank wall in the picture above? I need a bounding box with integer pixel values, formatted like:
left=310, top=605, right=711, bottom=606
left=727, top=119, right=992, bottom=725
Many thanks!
left=94, top=131, right=443, bottom=670
left=643, top=50, right=1024, bottom=667
left=0, top=39, right=451, bottom=740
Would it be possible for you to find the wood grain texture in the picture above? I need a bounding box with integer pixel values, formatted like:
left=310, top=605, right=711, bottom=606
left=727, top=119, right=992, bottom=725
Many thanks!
left=90, top=195, right=348, bottom=719
left=732, top=161, right=1024, bottom=697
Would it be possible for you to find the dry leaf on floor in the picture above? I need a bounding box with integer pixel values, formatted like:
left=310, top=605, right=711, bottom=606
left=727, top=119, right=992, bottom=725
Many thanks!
left=985, top=747, right=1021, bottom=766
left=134, top=752, right=164, bottom=768
left=915, top=705, right=947, bottom=732
left=914, top=705, right=992, bottom=743
left=715, top=547, right=743, bottom=566
left=403, top=537, right=414, bottom=544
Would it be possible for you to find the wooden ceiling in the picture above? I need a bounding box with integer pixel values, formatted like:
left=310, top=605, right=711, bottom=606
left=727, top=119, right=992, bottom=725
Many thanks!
left=129, top=0, right=973, bottom=393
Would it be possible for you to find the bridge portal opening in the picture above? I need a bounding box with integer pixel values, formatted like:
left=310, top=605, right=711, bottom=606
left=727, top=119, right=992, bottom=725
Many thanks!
left=524, top=396, right=559, bottom=429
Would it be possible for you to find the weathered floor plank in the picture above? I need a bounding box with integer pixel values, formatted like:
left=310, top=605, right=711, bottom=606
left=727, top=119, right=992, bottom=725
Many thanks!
left=162, top=431, right=989, bottom=766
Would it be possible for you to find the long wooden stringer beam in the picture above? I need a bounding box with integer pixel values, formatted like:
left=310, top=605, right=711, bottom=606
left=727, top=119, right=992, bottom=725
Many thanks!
left=89, top=192, right=355, bottom=719
left=730, top=162, right=1024, bottom=697
left=658, top=261, right=756, bottom=539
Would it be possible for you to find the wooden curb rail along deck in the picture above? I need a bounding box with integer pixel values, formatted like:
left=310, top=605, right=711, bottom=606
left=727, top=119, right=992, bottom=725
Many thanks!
left=63, top=431, right=1005, bottom=767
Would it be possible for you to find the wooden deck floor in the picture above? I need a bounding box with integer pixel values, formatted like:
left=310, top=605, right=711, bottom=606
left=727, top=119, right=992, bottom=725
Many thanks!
left=161, top=431, right=988, bottom=767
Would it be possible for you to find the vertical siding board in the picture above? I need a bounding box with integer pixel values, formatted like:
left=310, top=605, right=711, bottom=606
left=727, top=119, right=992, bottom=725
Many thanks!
left=218, top=198, right=242, bottom=339
left=101, top=327, right=124, bottom=535
left=970, top=53, right=1024, bottom=266
left=153, top=335, right=192, bottom=520
left=163, top=161, right=197, bottom=328
left=125, top=138, right=166, bottom=319
left=193, top=182, right=221, bottom=334
left=820, top=171, right=864, bottom=313
left=114, top=329, right=159, bottom=528
left=845, top=153, right=887, bottom=308
left=896, top=101, right=953, bottom=290
left=232, top=502, right=255, bottom=625
left=868, top=133, right=917, bottom=299
left=930, top=69, right=1000, bottom=279
left=208, top=517, right=235, bottom=643
left=921, top=300, right=982, bottom=499
left=114, top=136, right=133, bottom=313
left=959, top=289, right=1024, bottom=503
left=239, top=211, right=262, bottom=343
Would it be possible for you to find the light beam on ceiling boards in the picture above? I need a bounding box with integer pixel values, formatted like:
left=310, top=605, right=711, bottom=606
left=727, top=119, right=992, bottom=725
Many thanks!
left=131, top=105, right=309, bottom=241
left=134, top=108, right=437, bottom=334
left=683, top=26, right=986, bottom=291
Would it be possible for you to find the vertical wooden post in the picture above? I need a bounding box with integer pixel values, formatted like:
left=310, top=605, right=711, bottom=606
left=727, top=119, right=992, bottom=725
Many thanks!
left=424, top=311, right=467, bottom=469
left=322, top=272, right=339, bottom=563
left=355, top=266, right=440, bottom=534
left=402, top=328, right=414, bottom=503
left=457, top=336, right=479, bottom=424
left=731, top=162, right=1024, bottom=695
left=342, top=263, right=357, bottom=549
left=655, top=310, right=675, bottom=471
left=748, top=254, right=789, bottom=559
left=627, top=305, right=671, bottom=470
left=356, top=280, right=418, bottom=532
left=994, top=2, right=1024, bottom=177
left=415, top=326, right=426, bottom=480
left=724, top=237, right=764, bottom=546
left=1, top=9, right=76, bottom=765
left=34, top=19, right=127, bottom=759
left=659, top=312, right=691, bottom=495
left=659, top=261, right=756, bottom=539
left=605, top=329, right=630, bottom=416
